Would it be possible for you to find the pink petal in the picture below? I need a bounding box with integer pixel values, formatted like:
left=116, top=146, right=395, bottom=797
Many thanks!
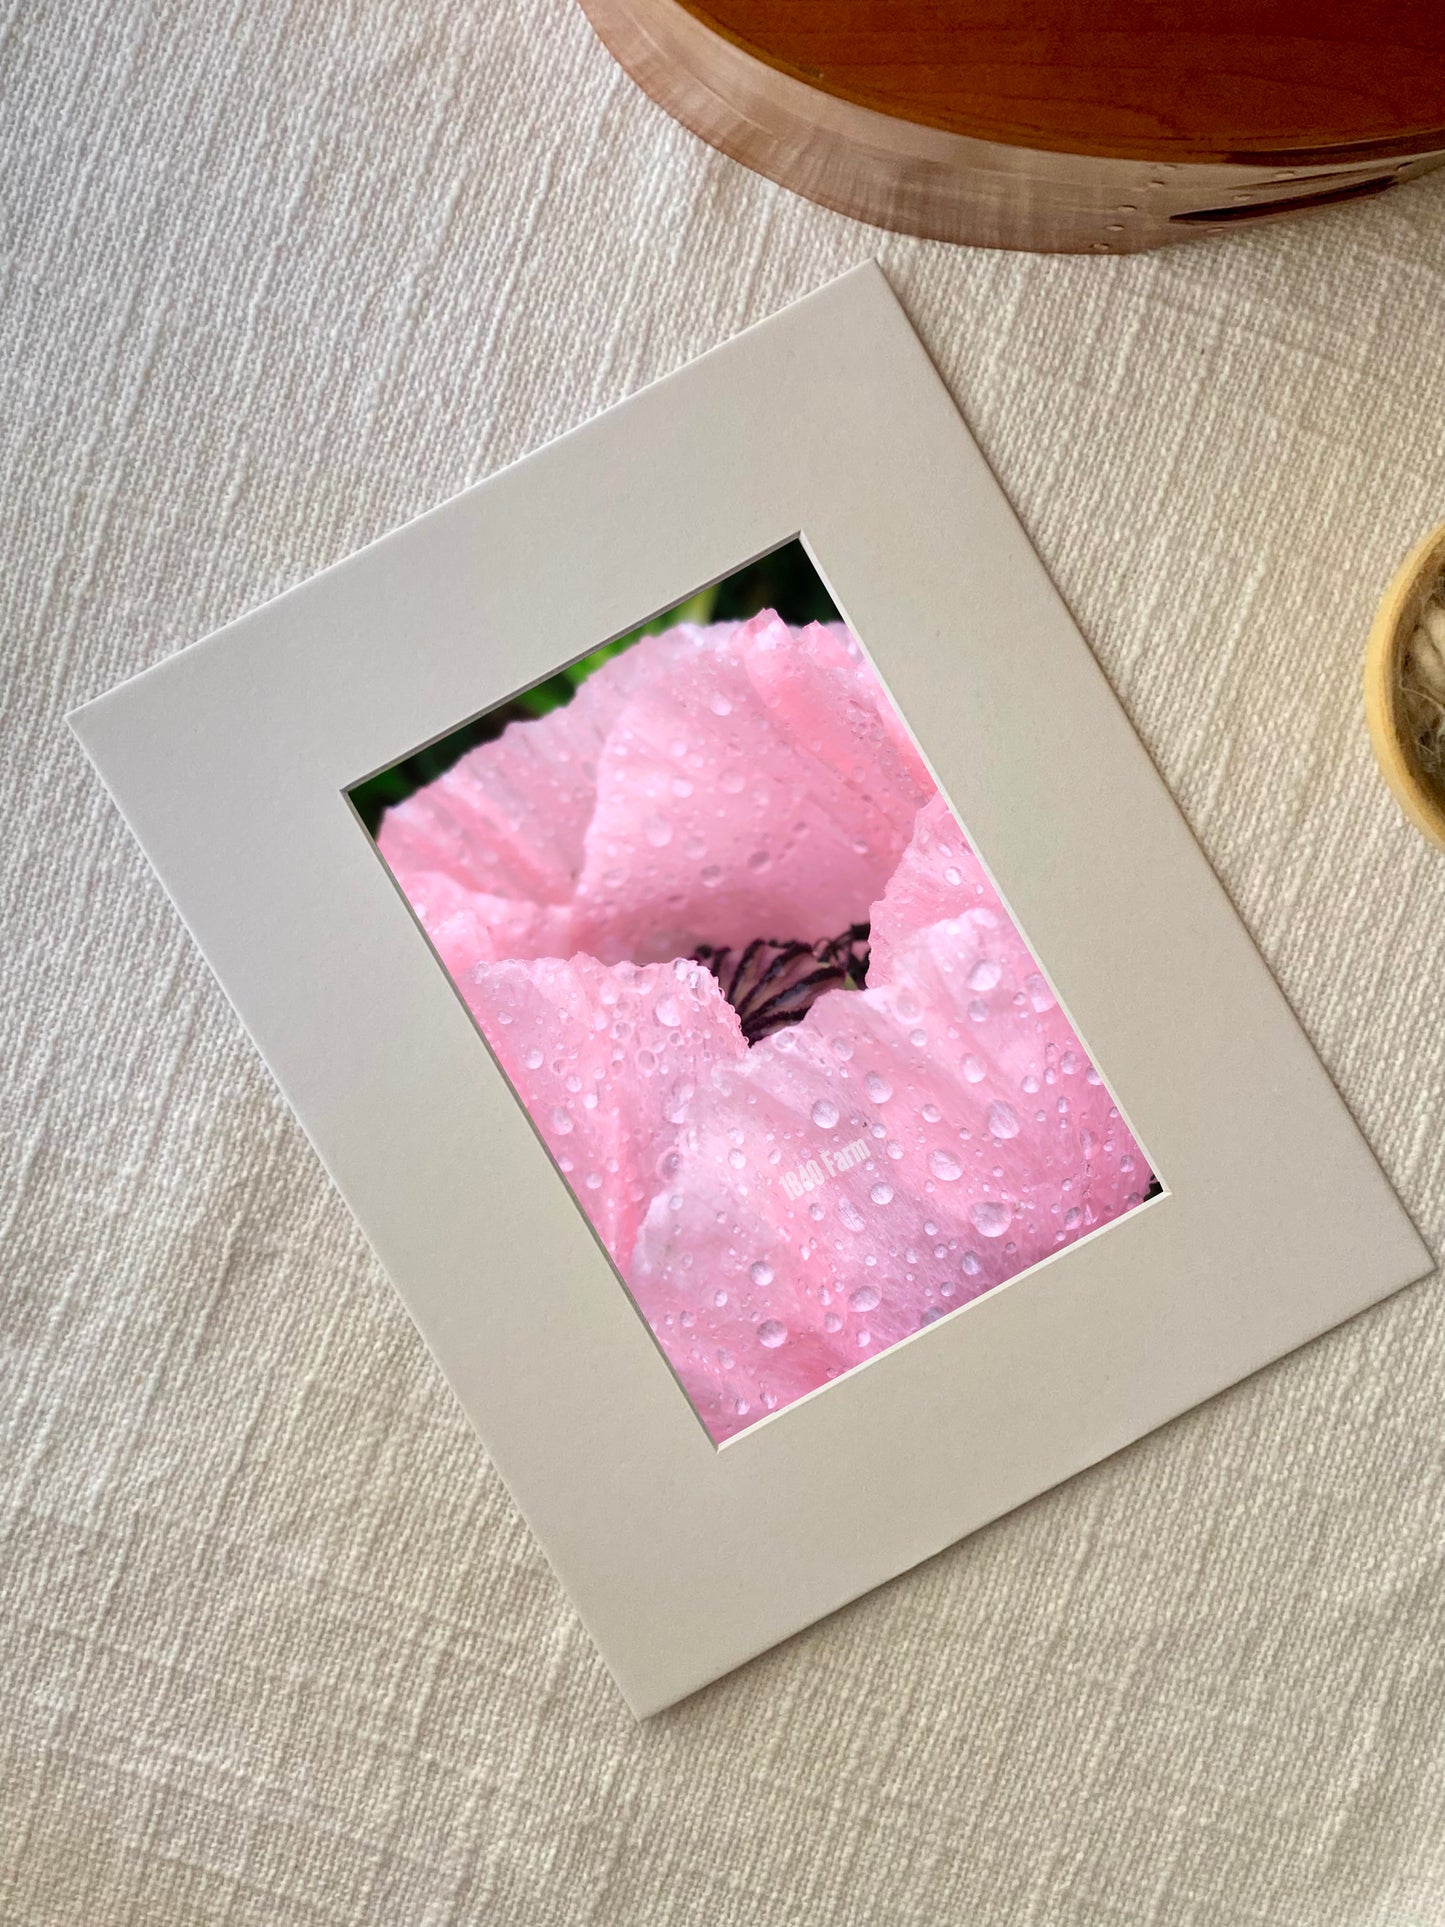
left=385, top=615, right=937, bottom=972
left=569, top=613, right=933, bottom=961
left=376, top=636, right=657, bottom=913
left=628, top=794, right=1151, bottom=1442
left=461, top=951, right=746, bottom=1267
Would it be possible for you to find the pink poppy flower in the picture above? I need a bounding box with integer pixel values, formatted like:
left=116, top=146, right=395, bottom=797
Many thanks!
left=378, top=613, right=1151, bottom=1442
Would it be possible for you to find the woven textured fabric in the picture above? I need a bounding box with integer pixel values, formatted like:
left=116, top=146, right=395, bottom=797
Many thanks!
left=4, top=1, right=1445, bottom=1920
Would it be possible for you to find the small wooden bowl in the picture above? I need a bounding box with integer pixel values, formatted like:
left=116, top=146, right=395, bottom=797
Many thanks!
left=1365, top=522, right=1445, bottom=853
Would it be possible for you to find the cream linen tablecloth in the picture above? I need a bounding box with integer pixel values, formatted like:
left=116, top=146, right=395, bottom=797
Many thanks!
left=4, top=3, right=1445, bottom=1921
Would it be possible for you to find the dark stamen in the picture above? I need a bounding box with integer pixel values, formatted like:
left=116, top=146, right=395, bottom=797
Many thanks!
left=693, top=923, right=870, bottom=1044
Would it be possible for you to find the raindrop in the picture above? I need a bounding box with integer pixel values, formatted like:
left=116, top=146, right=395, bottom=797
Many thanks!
left=1024, top=973, right=1056, bottom=1013
left=850, top=1284, right=880, bottom=1313
left=970, top=1201, right=1011, bottom=1237
left=869, top=1182, right=894, bottom=1205
left=700, top=864, right=723, bottom=888
left=713, top=1289, right=728, bottom=1307
left=524, top=1047, right=544, bottom=1070
left=929, top=1148, right=963, bottom=1181
left=921, top=1102, right=941, bottom=1123
left=645, top=814, right=673, bottom=848
left=709, top=692, right=733, bottom=717
left=944, top=865, right=962, bottom=886
left=824, top=1313, right=842, bottom=1333
left=962, top=1055, right=985, bottom=1084
left=967, top=959, right=1002, bottom=992
left=550, top=1106, right=574, bottom=1136
left=811, top=1098, right=840, bottom=1129
left=987, top=1101, right=1021, bottom=1140
left=838, top=1196, right=866, bottom=1232
left=968, top=1000, right=989, bottom=1024
left=866, top=1072, right=893, bottom=1103
left=757, top=1319, right=787, bottom=1348
left=961, top=1251, right=982, bottom=1276
left=910, top=1029, right=928, bottom=1048
left=749, top=1260, right=774, bottom=1287
left=1064, top=1206, right=1082, bottom=1229
left=655, top=996, right=682, bottom=1028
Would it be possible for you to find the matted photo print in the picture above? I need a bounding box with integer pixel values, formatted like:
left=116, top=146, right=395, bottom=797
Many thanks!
left=73, top=266, right=1428, bottom=1712
left=356, top=540, right=1160, bottom=1443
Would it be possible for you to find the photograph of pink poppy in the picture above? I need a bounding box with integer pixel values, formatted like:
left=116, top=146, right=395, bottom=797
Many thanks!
left=354, top=542, right=1161, bottom=1444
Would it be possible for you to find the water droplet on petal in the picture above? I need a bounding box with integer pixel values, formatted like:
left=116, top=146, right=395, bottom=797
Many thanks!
left=1024, top=973, right=1056, bottom=1013
left=838, top=1196, right=866, bottom=1232
left=700, top=864, right=723, bottom=888
left=929, top=1148, right=963, bottom=1181
left=550, top=1106, right=574, bottom=1136
left=967, top=959, right=1002, bottom=992
left=962, top=1055, right=985, bottom=1084
left=757, top=1319, right=786, bottom=1348
left=869, top=1182, right=893, bottom=1205
left=811, top=1098, right=840, bottom=1129
left=970, top=1200, right=1011, bottom=1237
left=987, top=1101, right=1021, bottom=1139
left=524, top=1047, right=544, bottom=1070
left=866, top=1073, right=892, bottom=1103
left=962, top=1251, right=982, bottom=1276
left=850, top=1284, right=880, bottom=1313
left=655, top=996, right=682, bottom=1028
left=749, top=1260, right=773, bottom=1287
left=921, top=1102, right=941, bottom=1123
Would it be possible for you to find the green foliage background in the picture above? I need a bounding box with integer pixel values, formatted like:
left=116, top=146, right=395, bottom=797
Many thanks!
left=350, top=540, right=839, bottom=835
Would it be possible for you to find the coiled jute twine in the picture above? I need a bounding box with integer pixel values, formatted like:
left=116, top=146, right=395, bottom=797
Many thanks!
left=1366, top=522, right=1445, bottom=854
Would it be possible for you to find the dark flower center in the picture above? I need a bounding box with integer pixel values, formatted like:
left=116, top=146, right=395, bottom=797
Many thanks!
left=692, top=924, right=870, bottom=1045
